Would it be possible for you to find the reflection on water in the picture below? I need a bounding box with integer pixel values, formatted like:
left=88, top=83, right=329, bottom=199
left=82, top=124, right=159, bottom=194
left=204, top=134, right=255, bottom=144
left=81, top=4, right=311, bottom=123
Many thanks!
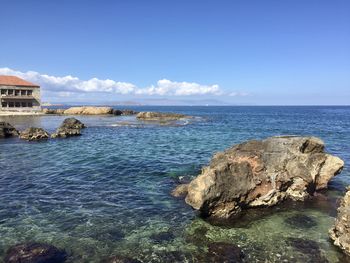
left=1, top=106, right=350, bottom=262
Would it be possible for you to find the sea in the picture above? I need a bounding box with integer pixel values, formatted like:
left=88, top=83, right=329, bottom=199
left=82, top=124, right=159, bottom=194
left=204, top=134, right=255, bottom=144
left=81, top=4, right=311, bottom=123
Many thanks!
left=0, top=106, right=349, bottom=262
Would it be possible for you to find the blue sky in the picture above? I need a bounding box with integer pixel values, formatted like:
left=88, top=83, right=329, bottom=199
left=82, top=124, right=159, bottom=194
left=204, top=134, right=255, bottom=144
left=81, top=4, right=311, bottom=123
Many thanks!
left=0, top=0, right=349, bottom=105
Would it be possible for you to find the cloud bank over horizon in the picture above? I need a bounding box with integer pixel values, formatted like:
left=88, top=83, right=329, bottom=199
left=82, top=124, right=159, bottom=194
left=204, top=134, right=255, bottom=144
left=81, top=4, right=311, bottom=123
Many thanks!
left=0, top=68, right=246, bottom=102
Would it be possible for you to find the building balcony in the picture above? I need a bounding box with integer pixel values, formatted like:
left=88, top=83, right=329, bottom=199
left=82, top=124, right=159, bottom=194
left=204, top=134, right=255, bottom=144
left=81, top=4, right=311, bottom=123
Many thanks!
left=0, top=95, right=34, bottom=99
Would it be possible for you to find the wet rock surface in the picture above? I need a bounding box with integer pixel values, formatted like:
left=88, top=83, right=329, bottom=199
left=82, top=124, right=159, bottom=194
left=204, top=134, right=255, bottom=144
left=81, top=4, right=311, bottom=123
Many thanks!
left=19, top=127, right=50, bottom=141
left=182, top=136, right=344, bottom=219
left=330, top=187, right=350, bottom=256
left=0, top=122, right=19, bottom=138
left=171, top=184, right=189, bottom=197
left=51, top=118, right=86, bottom=138
left=4, top=242, right=67, bottom=263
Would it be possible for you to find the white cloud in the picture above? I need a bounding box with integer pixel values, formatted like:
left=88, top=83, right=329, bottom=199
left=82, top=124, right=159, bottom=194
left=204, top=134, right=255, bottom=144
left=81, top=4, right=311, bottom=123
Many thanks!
left=0, top=67, right=245, bottom=98
left=136, top=79, right=223, bottom=96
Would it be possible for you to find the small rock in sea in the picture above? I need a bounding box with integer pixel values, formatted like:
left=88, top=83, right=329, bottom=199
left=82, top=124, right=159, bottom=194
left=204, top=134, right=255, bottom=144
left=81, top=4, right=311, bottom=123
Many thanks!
left=4, top=242, right=67, bottom=263
left=286, top=238, right=328, bottom=263
left=171, top=184, right=189, bottom=198
left=149, top=231, right=175, bottom=243
left=329, top=187, right=350, bottom=256
left=19, top=127, right=50, bottom=141
left=100, top=255, right=141, bottom=263
left=205, top=242, right=244, bottom=263
left=51, top=118, right=85, bottom=138
left=42, top=108, right=65, bottom=115
left=136, top=111, right=187, bottom=121
left=0, top=122, right=19, bottom=138
left=113, top=109, right=138, bottom=116
left=284, top=214, right=317, bottom=229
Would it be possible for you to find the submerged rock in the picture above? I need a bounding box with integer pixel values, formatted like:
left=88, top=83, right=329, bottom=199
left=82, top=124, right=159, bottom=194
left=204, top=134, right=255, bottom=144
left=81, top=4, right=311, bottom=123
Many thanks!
left=284, top=214, right=317, bottom=229
left=0, top=122, right=19, bottom=138
left=329, top=187, right=350, bottom=256
left=206, top=242, right=244, bottom=263
left=101, top=255, right=141, bottom=263
left=136, top=112, right=187, bottom=121
left=19, top=127, right=50, bottom=141
left=182, top=136, right=344, bottom=219
left=150, top=231, right=175, bottom=243
left=286, top=238, right=328, bottom=262
left=4, top=242, right=67, bottom=263
left=51, top=118, right=86, bottom=138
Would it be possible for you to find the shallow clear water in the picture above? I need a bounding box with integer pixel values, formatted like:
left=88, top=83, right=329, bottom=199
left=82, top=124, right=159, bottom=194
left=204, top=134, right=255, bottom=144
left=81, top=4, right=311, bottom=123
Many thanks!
left=0, top=106, right=350, bottom=262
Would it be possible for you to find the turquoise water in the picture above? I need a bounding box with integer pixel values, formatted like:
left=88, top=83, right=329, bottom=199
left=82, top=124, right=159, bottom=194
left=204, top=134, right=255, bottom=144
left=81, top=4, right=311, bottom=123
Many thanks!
left=0, top=106, right=350, bottom=262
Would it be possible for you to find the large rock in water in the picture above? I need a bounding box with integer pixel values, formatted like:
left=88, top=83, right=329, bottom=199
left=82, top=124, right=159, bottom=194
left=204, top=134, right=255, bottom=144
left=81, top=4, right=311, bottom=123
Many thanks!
left=19, top=127, right=50, bottom=141
left=51, top=118, right=86, bottom=138
left=63, top=106, right=113, bottom=115
left=183, top=136, right=344, bottom=219
left=4, top=242, right=67, bottom=263
left=0, top=122, right=19, bottom=138
left=329, top=187, right=350, bottom=256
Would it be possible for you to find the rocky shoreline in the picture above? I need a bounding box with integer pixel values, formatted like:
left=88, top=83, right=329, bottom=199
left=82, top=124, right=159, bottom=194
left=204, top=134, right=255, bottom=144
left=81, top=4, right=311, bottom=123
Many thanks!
left=0, top=117, right=86, bottom=141
left=43, top=106, right=138, bottom=116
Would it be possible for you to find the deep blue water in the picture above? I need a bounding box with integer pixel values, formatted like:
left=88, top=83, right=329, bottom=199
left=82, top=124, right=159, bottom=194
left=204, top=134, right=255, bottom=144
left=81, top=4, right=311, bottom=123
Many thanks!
left=0, top=106, right=349, bottom=262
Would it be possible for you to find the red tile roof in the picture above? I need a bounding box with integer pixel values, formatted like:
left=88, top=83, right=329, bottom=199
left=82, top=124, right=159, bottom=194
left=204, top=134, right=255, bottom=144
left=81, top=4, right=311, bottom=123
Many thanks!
left=0, top=75, right=39, bottom=87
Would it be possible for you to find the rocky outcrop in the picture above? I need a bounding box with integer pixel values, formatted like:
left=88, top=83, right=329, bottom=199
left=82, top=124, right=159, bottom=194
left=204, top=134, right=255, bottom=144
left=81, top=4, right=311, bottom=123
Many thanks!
left=329, top=187, right=350, bottom=256
left=0, top=122, right=19, bottom=138
left=4, top=242, right=67, bottom=263
left=63, top=106, right=113, bottom=115
left=182, top=136, right=344, bottom=219
left=136, top=112, right=186, bottom=121
left=51, top=118, right=86, bottom=138
left=19, top=127, right=50, bottom=141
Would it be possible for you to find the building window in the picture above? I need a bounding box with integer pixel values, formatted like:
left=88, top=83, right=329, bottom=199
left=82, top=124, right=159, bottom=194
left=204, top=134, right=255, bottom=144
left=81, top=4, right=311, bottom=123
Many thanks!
left=1, top=89, right=6, bottom=95
left=1, top=102, right=7, bottom=107
left=27, top=102, right=33, bottom=107
left=15, top=90, right=20, bottom=96
left=21, top=90, right=26, bottom=96
left=8, top=90, right=14, bottom=95
left=21, top=102, right=27, bottom=107
left=27, top=90, right=33, bottom=96
left=15, top=102, right=20, bottom=107
left=8, top=102, right=14, bottom=107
